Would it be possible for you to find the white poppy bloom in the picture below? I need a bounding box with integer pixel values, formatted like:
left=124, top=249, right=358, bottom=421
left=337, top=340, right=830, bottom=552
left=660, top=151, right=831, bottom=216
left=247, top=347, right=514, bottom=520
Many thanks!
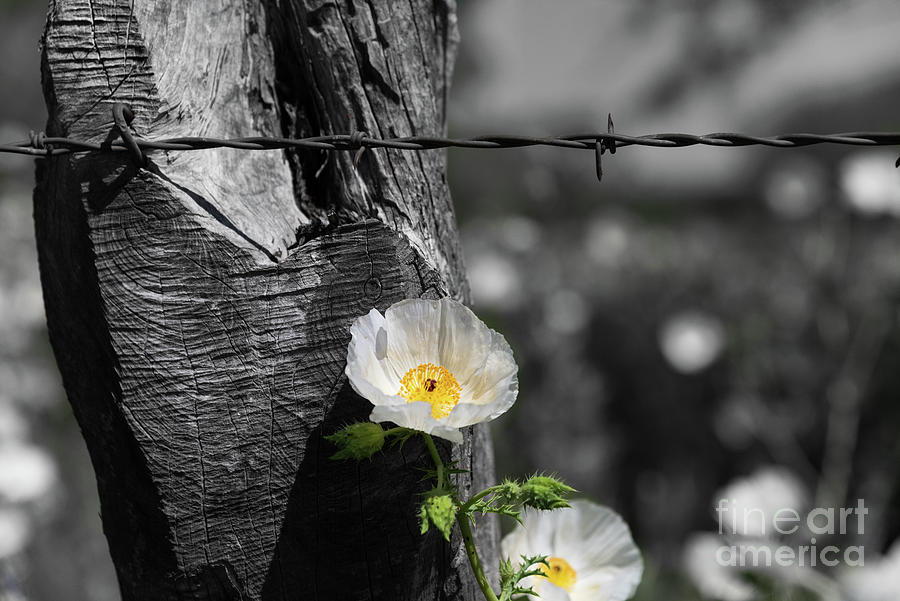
left=501, top=500, right=643, bottom=601
left=345, top=297, right=518, bottom=444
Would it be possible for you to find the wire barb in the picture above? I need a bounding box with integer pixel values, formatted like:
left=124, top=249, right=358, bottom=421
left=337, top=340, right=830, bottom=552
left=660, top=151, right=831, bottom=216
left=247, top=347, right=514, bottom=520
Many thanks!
left=348, top=130, right=369, bottom=166
left=28, top=130, right=49, bottom=157
left=595, top=113, right=616, bottom=182
left=111, top=102, right=147, bottom=167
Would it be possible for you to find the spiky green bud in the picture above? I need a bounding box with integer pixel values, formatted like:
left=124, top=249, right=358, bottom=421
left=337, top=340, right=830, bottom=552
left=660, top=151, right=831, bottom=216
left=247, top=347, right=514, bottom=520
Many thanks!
left=325, top=422, right=386, bottom=460
left=499, top=556, right=515, bottom=584
left=519, top=475, right=575, bottom=510
left=491, top=478, right=523, bottom=506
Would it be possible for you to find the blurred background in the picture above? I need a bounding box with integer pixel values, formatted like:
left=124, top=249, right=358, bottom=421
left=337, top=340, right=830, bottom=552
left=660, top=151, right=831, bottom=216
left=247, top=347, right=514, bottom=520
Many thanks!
left=2, top=1, right=900, bottom=600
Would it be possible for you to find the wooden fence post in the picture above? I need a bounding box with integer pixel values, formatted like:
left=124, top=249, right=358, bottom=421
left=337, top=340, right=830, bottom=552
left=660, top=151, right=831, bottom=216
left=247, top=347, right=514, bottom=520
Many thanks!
left=35, top=1, right=497, bottom=599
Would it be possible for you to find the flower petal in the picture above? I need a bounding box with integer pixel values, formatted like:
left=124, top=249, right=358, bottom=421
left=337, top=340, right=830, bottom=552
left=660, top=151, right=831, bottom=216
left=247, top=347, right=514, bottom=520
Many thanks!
left=459, top=330, right=518, bottom=406
left=369, top=402, right=463, bottom=444
left=501, top=506, right=558, bottom=558
left=383, top=299, right=442, bottom=378
left=557, top=501, right=643, bottom=601
left=501, top=520, right=530, bottom=560
left=345, top=308, right=404, bottom=404
left=537, top=582, right=572, bottom=601
left=683, top=533, right=754, bottom=601
left=443, top=372, right=516, bottom=427
left=435, top=297, right=495, bottom=385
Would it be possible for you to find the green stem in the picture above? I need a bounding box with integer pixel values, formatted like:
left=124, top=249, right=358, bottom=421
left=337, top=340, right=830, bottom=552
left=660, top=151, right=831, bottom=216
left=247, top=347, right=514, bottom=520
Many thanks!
left=421, top=434, right=498, bottom=601
left=422, top=433, right=445, bottom=488
left=459, top=485, right=498, bottom=513
left=458, top=514, right=499, bottom=601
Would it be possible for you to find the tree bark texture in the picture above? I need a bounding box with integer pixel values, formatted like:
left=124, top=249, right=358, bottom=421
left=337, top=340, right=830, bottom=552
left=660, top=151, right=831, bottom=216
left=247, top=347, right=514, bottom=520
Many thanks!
left=35, top=1, right=498, bottom=599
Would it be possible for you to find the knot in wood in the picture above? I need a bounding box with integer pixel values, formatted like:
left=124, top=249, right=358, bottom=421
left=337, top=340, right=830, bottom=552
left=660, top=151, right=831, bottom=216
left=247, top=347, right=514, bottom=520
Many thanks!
left=362, top=276, right=382, bottom=303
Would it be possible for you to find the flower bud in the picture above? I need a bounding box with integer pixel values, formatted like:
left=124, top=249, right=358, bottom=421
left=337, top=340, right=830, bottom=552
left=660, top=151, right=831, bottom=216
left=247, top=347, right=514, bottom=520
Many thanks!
left=519, top=475, right=575, bottom=510
left=492, top=479, right=523, bottom=506
left=325, top=422, right=386, bottom=460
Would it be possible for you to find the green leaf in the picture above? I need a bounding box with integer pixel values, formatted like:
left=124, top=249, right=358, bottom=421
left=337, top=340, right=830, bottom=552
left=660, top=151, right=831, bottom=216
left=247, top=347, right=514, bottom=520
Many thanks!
left=499, top=554, right=549, bottom=601
left=468, top=500, right=523, bottom=524
left=419, top=504, right=429, bottom=535
left=420, top=492, right=458, bottom=541
left=324, top=422, right=386, bottom=460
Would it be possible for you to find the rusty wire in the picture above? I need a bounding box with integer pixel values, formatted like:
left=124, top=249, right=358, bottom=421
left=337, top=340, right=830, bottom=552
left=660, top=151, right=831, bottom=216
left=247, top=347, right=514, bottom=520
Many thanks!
left=3, top=104, right=900, bottom=182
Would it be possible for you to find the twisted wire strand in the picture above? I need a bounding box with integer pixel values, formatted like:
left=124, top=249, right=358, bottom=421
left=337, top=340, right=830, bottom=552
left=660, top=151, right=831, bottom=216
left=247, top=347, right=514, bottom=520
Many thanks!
left=5, top=131, right=900, bottom=158
left=5, top=103, right=900, bottom=181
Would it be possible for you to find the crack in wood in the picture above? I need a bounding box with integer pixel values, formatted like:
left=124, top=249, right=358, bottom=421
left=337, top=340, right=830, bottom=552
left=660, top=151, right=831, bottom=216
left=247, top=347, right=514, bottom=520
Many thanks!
left=88, top=0, right=115, bottom=91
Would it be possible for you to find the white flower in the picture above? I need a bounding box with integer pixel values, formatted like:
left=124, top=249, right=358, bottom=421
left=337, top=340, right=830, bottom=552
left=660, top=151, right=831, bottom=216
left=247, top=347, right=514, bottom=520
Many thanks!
left=501, top=500, right=643, bottom=601
left=840, top=539, right=900, bottom=601
left=0, top=442, right=58, bottom=504
left=658, top=311, right=725, bottom=374
left=345, top=297, right=518, bottom=444
left=683, top=533, right=755, bottom=601
left=840, top=151, right=900, bottom=217
left=714, top=467, right=806, bottom=538
left=467, top=251, right=521, bottom=310
left=0, top=507, right=30, bottom=558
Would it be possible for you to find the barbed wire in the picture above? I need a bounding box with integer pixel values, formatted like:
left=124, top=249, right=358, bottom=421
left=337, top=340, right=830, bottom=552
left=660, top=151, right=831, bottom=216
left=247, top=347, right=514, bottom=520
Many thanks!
left=3, top=104, right=900, bottom=181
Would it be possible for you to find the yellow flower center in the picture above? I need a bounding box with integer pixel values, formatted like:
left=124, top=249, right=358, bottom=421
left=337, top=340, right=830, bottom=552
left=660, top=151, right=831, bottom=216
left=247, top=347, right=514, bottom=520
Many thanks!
left=398, top=363, right=461, bottom=419
left=540, top=556, right=577, bottom=592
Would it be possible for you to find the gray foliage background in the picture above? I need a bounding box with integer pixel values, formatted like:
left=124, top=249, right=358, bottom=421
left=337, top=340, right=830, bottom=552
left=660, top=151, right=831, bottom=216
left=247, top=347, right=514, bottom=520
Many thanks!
left=2, top=1, right=900, bottom=600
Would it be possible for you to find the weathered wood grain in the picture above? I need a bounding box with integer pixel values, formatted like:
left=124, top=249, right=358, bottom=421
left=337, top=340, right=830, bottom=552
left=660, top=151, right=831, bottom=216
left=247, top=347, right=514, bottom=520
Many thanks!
left=35, top=0, right=495, bottom=599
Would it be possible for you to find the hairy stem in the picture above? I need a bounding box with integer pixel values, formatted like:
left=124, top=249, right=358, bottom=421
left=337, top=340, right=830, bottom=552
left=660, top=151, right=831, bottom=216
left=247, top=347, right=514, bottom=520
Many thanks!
left=458, top=513, right=499, bottom=601
left=459, top=485, right=498, bottom=513
left=422, top=433, right=445, bottom=489
left=422, top=434, right=498, bottom=601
